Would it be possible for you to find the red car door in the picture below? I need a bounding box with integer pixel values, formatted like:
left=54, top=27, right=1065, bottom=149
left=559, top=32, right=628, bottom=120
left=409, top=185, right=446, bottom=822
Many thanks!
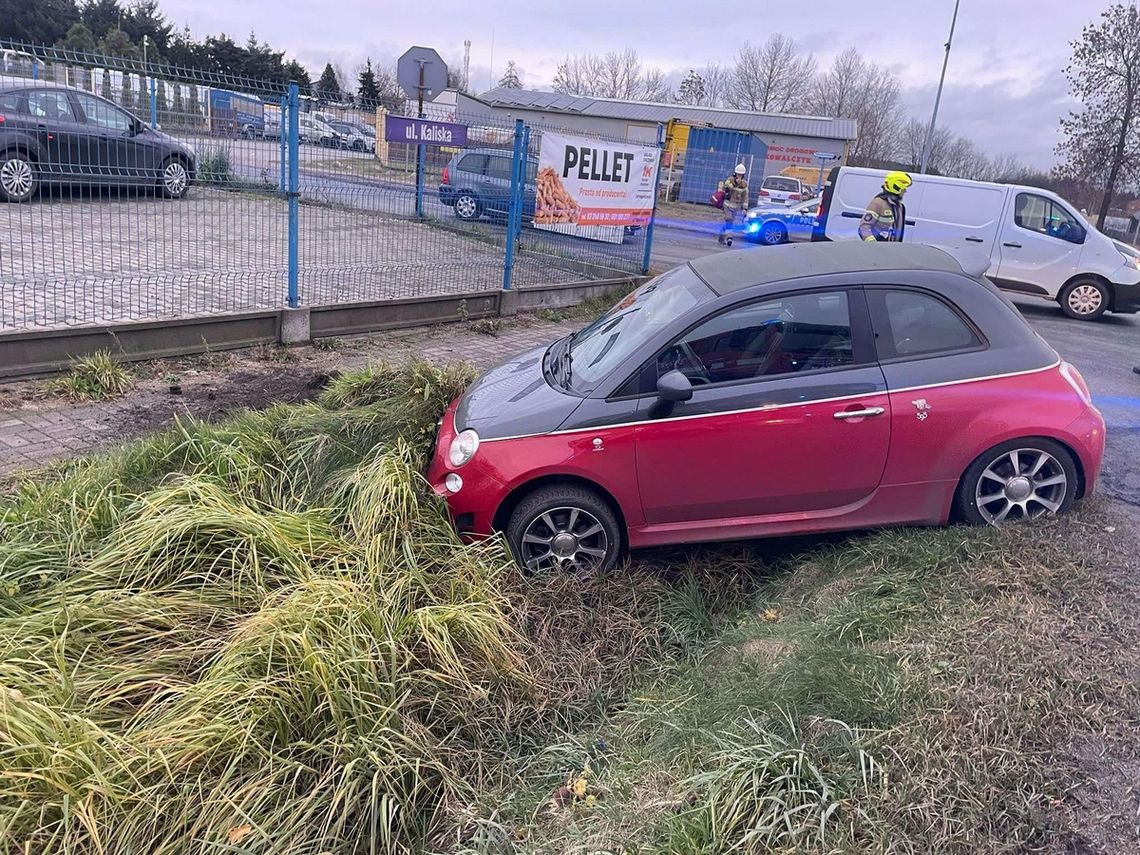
left=634, top=288, right=891, bottom=525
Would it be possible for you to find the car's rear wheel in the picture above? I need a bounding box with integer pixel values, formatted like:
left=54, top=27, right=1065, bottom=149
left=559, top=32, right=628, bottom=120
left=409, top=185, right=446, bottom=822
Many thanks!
left=454, top=192, right=481, bottom=221
left=159, top=158, right=190, bottom=199
left=955, top=438, right=1078, bottom=525
left=0, top=152, right=37, bottom=203
left=507, top=484, right=621, bottom=575
left=760, top=221, right=787, bottom=246
left=1059, top=278, right=1109, bottom=320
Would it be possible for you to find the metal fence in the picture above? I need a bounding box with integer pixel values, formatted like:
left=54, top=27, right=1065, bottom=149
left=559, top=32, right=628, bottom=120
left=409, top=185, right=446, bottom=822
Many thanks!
left=0, top=42, right=660, bottom=332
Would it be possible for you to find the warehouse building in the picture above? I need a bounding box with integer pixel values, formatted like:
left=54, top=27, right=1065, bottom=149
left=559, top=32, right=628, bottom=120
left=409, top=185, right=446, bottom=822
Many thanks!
left=477, top=87, right=858, bottom=202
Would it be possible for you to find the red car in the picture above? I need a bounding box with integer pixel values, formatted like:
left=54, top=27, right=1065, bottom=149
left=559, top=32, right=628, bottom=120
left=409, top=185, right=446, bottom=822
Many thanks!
left=429, top=242, right=1105, bottom=573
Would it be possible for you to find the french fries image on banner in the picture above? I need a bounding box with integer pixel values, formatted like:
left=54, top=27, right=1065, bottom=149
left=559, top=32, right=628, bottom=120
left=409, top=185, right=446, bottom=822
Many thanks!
left=535, top=166, right=581, bottom=225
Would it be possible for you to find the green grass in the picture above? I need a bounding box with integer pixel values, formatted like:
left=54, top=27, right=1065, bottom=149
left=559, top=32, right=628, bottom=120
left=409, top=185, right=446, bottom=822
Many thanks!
left=45, top=350, right=134, bottom=401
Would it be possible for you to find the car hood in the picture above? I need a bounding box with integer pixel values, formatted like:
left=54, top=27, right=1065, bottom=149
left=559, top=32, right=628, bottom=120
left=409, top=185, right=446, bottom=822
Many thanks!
left=454, top=344, right=582, bottom=440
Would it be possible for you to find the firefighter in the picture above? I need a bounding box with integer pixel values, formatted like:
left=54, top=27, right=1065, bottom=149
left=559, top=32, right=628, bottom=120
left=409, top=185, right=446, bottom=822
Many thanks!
left=718, top=164, right=749, bottom=244
left=859, top=171, right=912, bottom=242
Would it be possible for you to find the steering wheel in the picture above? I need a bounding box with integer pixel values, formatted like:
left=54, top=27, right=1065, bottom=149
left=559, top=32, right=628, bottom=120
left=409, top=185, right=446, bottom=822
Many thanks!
left=663, top=342, right=711, bottom=384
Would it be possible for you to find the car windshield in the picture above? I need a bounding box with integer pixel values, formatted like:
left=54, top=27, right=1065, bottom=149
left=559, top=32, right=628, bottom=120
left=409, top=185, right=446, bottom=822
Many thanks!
left=567, top=266, right=710, bottom=392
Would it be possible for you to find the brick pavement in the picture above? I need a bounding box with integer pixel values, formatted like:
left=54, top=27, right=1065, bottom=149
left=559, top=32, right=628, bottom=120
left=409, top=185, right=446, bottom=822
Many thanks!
left=0, top=316, right=580, bottom=478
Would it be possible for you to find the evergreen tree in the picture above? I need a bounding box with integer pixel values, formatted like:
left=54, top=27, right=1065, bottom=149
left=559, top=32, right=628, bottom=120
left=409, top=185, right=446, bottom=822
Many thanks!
left=357, top=59, right=380, bottom=108
left=122, top=0, right=170, bottom=52
left=58, top=22, right=97, bottom=52
left=100, top=67, right=112, bottom=99
left=1, top=0, right=80, bottom=44
left=188, top=84, right=201, bottom=128
left=81, top=0, right=124, bottom=41
left=170, top=81, right=185, bottom=125
left=99, top=27, right=138, bottom=60
left=497, top=60, right=522, bottom=89
left=283, top=59, right=312, bottom=90
left=315, top=63, right=341, bottom=103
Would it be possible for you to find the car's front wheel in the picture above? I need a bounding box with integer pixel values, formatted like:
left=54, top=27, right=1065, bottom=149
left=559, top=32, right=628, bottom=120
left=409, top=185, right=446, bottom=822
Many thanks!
left=507, top=484, right=622, bottom=575
left=159, top=158, right=191, bottom=199
left=955, top=438, right=1078, bottom=525
left=453, top=192, right=482, bottom=221
left=0, top=152, right=37, bottom=203
left=760, top=221, right=787, bottom=246
left=1059, top=278, right=1109, bottom=320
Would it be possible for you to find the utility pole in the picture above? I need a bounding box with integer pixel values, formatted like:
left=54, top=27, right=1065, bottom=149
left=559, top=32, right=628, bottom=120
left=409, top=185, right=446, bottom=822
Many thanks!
left=463, top=40, right=471, bottom=92
left=919, top=0, right=960, bottom=174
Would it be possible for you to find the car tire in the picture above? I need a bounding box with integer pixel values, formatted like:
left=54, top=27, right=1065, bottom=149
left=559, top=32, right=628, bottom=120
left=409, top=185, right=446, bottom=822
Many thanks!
left=159, top=157, right=191, bottom=199
left=453, top=192, right=482, bottom=221
left=1059, top=278, right=1109, bottom=321
left=506, top=484, right=622, bottom=575
left=760, top=221, right=787, bottom=246
left=954, top=437, right=1078, bottom=526
left=0, top=151, right=37, bottom=203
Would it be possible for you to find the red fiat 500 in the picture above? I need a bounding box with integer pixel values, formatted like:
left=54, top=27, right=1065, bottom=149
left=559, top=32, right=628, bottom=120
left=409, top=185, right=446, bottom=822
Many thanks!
left=429, top=243, right=1105, bottom=573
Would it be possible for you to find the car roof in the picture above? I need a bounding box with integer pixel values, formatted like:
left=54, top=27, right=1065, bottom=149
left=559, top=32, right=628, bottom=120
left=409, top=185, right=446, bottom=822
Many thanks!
left=688, top=242, right=983, bottom=296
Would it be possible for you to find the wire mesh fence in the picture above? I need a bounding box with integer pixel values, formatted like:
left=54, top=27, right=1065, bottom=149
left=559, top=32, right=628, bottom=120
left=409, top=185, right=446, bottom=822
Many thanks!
left=0, top=42, right=660, bottom=333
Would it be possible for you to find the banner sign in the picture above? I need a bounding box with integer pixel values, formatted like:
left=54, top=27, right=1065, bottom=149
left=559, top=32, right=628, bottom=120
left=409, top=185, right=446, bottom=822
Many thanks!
left=535, top=131, right=660, bottom=240
left=384, top=115, right=468, bottom=146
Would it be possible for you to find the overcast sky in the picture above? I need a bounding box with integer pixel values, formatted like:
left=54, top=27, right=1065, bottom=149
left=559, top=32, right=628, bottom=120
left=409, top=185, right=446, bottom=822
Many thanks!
left=158, top=0, right=1098, bottom=168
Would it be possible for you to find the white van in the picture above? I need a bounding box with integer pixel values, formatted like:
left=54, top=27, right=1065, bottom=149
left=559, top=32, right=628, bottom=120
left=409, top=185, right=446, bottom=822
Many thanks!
left=816, top=166, right=1140, bottom=320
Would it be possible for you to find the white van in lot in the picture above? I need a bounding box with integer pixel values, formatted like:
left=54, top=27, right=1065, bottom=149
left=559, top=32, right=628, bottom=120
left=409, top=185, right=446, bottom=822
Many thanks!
left=815, top=166, right=1140, bottom=320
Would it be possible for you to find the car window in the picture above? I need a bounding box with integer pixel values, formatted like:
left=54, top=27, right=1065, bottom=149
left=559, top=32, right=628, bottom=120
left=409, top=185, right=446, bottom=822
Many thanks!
left=73, top=92, right=132, bottom=133
left=1014, top=193, right=1085, bottom=244
left=0, top=91, right=23, bottom=113
left=871, top=289, right=982, bottom=359
left=456, top=153, right=488, bottom=175
left=659, top=291, right=854, bottom=385
left=525, top=160, right=537, bottom=183
left=26, top=91, right=78, bottom=122
left=764, top=177, right=799, bottom=192
left=484, top=155, right=514, bottom=181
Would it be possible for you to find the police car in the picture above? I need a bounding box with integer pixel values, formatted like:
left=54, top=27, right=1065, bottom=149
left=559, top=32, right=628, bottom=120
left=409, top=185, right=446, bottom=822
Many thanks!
left=743, top=198, right=820, bottom=245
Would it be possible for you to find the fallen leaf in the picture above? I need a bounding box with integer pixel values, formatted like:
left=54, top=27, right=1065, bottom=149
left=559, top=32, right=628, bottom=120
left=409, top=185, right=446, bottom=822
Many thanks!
left=761, top=608, right=781, bottom=622
left=227, top=824, right=253, bottom=845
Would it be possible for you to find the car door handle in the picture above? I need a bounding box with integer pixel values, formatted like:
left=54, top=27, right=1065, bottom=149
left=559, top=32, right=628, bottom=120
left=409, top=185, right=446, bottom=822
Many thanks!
left=834, top=407, right=885, bottom=420
left=965, top=236, right=984, bottom=243
left=1003, top=242, right=1022, bottom=248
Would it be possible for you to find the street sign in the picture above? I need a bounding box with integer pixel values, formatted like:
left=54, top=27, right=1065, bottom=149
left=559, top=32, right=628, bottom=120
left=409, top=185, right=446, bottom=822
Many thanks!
left=384, top=115, right=468, bottom=147
left=396, top=46, right=448, bottom=104
left=814, top=151, right=838, bottom=160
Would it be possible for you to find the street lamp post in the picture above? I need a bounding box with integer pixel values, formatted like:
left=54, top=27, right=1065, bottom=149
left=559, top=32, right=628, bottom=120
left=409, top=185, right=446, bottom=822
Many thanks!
left=919, top=0, right=961, bottom=174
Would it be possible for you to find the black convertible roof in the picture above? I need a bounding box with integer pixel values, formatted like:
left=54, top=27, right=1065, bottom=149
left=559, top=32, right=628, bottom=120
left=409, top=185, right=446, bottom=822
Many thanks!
left=689, top=242, right=989, bottom=296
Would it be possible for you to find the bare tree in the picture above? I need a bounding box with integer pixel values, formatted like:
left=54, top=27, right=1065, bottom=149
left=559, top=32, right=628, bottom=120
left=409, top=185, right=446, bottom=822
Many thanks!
left=552, top=53, right=598, bottom=96
left=552, top=48, right=670, bottom=101
left=729, top=35, right=816, bottom=113
left=809, top=48, right=903, bottom=165
left=641, top=66, right=672, bottom=102
left=989, top=152, right=1028, bottom=182
left=1056, top=2, right=1140, bottom=228
left=702, top=63, right=731, bottom=107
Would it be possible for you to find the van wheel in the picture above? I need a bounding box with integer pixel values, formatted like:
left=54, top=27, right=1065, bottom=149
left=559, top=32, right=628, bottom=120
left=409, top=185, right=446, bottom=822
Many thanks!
left=506, top=485, right=621, bottom=575
left=1059, top=278, right=1109, bottom=320
left=453, top=193, right=481, bottom=221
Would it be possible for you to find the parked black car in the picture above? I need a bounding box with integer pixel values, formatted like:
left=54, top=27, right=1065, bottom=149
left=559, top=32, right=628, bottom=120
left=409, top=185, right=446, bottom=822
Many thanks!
left=0, top=83, right=197, bottom=203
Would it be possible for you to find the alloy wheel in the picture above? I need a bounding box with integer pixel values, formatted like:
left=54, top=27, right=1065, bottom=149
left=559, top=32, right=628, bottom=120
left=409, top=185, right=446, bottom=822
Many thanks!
left=519, top=506, right=609, bottom=574
left=163, top=161, right=189, bottom=197
left=974, top=447, right=1069, bottom=524
left=1, top=157, right=34, bottom=201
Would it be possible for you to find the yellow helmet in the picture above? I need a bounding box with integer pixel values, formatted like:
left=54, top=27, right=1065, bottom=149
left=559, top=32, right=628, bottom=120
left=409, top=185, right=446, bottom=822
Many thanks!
left=883, top=171, right=912, bottom=196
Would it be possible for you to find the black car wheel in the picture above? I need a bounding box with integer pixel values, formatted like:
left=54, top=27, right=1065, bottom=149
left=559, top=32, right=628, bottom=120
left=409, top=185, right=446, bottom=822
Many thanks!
left=507, top=484, right=621, bottom=575
left=1059, top=278, right=1109, bottom=321
left=453, top=192, right=482, bottom=221
left=955, top=438, right=1078, bottom=525
left=159, top=158, right=191, bottom=199
left=760, top=221, right=787, bottom=246
left=0, top=152, right=37, bottom=203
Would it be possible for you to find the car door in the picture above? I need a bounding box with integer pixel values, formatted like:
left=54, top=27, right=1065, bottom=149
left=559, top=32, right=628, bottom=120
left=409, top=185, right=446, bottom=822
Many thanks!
left=910, top=179, right=1004, bottom=257
left=482, top=153, right=514, bottom=214
left=995, top=191, right=1084, bottom=298
left=23, top=89, right=89, bottom=182
left=71, top=92, right=153, bottom=188
left=633, top=287, right=891, bottom=525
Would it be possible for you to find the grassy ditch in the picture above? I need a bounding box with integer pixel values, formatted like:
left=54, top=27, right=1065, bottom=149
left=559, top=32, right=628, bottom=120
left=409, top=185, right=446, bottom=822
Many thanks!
left=2, top=359, right=1137, bottom=853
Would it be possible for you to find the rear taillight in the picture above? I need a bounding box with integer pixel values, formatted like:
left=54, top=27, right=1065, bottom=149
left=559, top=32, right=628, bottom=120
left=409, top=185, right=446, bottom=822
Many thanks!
left=790, top=193, right=801, bottom=200
left=0, top=115, right=5, bottom=123
left=441, top=165, right=450, bottom=185
left=1059, top=362, right=1093, bottom=406
left=758, top=189, right=769, bottom=196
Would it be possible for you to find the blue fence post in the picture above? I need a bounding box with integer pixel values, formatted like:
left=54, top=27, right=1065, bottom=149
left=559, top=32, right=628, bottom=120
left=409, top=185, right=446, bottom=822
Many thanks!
left=502, top=119, right=525, bottom=292
left=149, top=76, right=157, bottom=128
left=278, top=95, right=286, bottom=194
left=510, top=125, right=530, bottom=255
left=286, top=83, right=300, bottom=309
left=642, top=122, right=665, bottom=275
left=414, top=141, right=426, bottom=218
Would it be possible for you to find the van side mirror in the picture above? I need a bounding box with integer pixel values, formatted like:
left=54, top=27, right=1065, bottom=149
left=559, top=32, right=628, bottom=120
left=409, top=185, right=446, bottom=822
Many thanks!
left=657, top=369, right=693, bottom=402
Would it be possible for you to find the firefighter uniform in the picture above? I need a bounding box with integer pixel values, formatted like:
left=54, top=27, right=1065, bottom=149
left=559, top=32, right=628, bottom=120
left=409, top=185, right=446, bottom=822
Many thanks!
left=858, top=192, right=907, bottom=242
left=718, top=172, right=749, bottom=243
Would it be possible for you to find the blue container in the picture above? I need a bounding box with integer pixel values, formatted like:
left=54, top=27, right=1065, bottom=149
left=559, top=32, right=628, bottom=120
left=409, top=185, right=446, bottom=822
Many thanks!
left=679, top=128, right=768, bottom=205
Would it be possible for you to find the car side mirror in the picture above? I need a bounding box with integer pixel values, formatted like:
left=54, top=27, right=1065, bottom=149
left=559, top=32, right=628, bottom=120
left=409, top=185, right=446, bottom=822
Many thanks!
left=657, top=369, right=693, bottom=402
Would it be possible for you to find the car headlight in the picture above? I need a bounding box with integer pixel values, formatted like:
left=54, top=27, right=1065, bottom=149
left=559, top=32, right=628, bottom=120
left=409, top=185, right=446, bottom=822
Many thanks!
left=448, top=429, right=480, bottom=467
left=1119, top=251, right=1140, bottom=270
